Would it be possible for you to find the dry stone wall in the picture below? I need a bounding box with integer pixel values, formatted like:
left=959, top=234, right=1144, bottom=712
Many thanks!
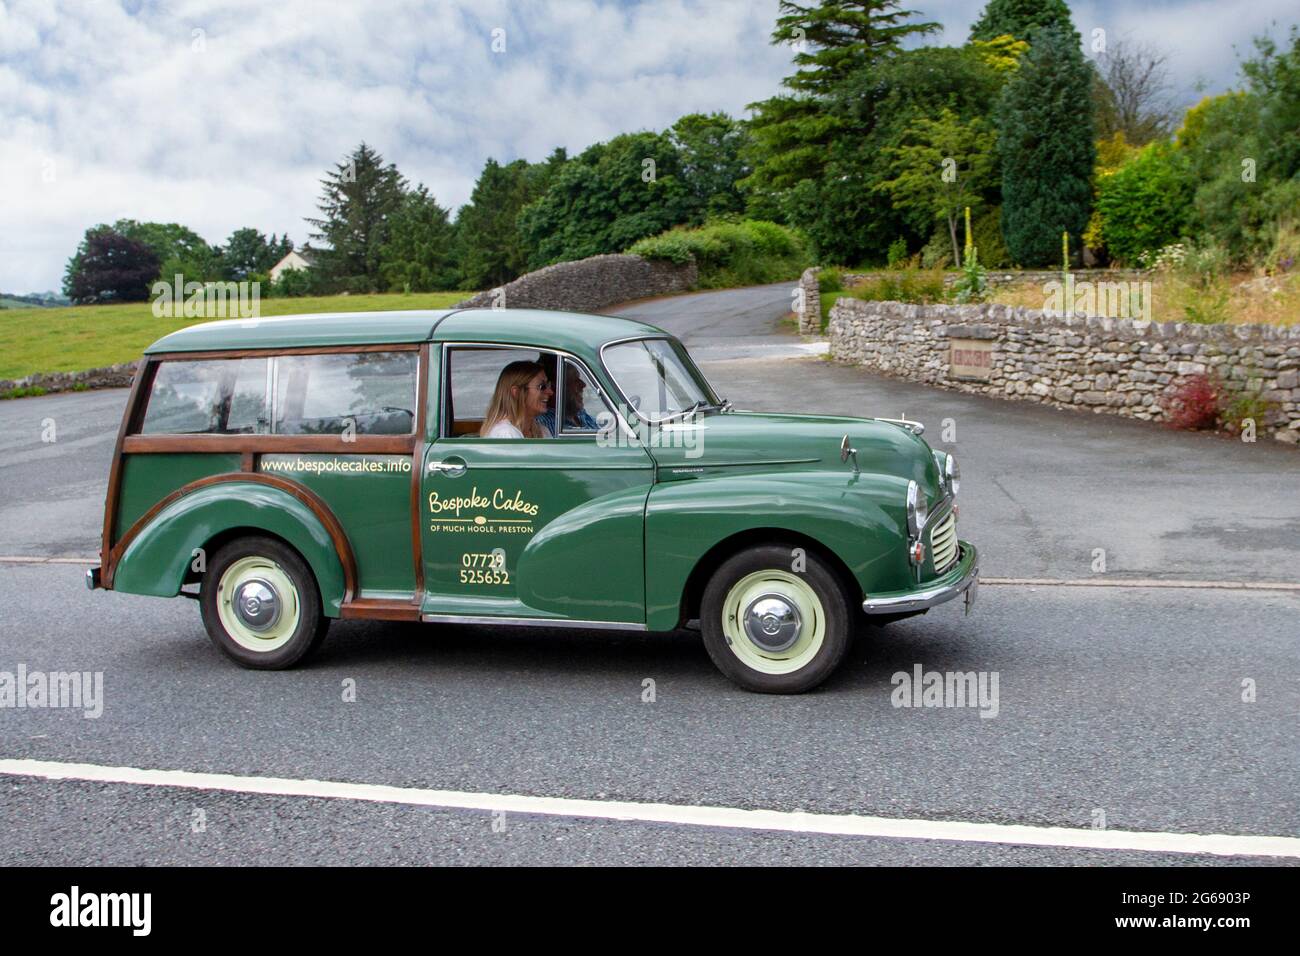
left=453, top=254, right=697, bottom=312
left=1, top=362, right=139, bottom=397
left=829, top=298, right=1300, bottom=444
left=796, top=266, right=821, bottom=334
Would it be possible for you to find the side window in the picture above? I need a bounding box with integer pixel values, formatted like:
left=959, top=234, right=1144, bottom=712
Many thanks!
left=557, top=358, right=613, bottom=435
left=445, top=347, right=558, bottom=439
left=140, top=358, right=269, bottom=434
left=273, top=352, right=417, bottom=435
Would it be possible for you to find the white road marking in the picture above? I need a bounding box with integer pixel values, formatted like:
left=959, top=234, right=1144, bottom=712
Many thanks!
left=3, top=758, right=1297, bottom=859
left=982, top=577, right=1300, bottom=592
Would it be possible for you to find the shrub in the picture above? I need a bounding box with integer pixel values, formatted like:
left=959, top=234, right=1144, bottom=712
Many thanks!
left=919, top=229, right=952, bottom=269
left=971, top=207, right=1011, bottom=268
left=267, top=268, right=311, bottom=297
left=817, top=267, right=844, bottom=294
left=1176, top=241, right=1232, bottom=324
left=1264, top=217, right=1300, bottom=274
left=1221, top=384, right=1277, bottom=435
left=628, top=219, right=809, bottom=288
left=1159, top=372, right=1222, bottom=429
left=886, top=237, right=909, bottom=269
left=953, top=248, right=990, bottom=303
left=851, top=268, right=949, bottom=305
left=1094, top=142, right=1193, bottom=266
left=1, top=385, right=48, bottom=400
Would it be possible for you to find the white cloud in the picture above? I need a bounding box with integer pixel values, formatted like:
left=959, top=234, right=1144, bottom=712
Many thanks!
left=2, top=0, right=1295, bottom=292
left=1, top=0, right=792, bottom=291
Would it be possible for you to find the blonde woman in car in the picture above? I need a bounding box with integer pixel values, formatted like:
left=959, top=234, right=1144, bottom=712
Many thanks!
left=480, top=361, right=554, bottom=438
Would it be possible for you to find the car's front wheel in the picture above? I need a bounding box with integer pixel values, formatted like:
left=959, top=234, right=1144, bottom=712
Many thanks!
left=200, top=536, right=329, bottom=669
left=700, top=545, right=852, bottom=693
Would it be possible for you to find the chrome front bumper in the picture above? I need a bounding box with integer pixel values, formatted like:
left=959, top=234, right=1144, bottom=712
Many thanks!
left=862, top=543, right=979, bottom=615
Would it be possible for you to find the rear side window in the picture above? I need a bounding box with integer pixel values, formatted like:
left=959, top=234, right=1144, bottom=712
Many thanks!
left=273, top=352, right=417, bottom=435
left=140, top=358, right=269, bottom=434
left=138, top=351, right=418, bottom=436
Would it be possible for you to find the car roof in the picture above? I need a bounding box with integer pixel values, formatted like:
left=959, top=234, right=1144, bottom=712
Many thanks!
left=144, top=308, right=670, bottom=355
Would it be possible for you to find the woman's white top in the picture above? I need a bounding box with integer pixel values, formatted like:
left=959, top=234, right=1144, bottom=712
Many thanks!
left=483, top=420, right=523, bottom=438
left=482, top=419, right=552, bottom=438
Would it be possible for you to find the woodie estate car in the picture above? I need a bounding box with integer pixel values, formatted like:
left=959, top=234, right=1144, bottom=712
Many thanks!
left=89, top=308, right=978, bottom=693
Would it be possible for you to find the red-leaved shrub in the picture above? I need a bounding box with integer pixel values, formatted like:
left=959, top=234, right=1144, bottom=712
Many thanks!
left=1159, top=372, right=1223, bottom=430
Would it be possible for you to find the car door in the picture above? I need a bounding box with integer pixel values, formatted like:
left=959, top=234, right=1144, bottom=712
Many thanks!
left=420, top=348, right=654, bottom=625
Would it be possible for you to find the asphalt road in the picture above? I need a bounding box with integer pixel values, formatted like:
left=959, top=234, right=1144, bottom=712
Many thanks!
left=1, top=283, right=1297, bottom=865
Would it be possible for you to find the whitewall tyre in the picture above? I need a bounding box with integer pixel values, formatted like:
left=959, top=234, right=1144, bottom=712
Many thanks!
left=200, top=536, right=329, bottom=669
left=700, top=545, right=852, bottom=694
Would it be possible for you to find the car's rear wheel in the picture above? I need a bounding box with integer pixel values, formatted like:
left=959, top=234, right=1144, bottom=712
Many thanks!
left=200, top=536, right=329, bottom=669
left=700, top=545, right=852, bottom=694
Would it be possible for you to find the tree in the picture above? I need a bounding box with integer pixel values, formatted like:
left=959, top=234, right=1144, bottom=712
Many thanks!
left=969, top=0, right=1079, bottom=46
left=517, top=132, right=694, bottom=268
left=456, top=155, right=547, bottom=290
left=114, top=219, right=221, bottom=283
left=379, top=185, right=459, bottom=291
left=742, top=1, right=939, bottom=199
left=1092, top=37, right=1178, bottom=146
left=1093, top=143, right=1192, bottom=264
left=669, top=112, right=751, bottom=220
left=995, top=25, right=1096, bottom=265
left=63, top=226, right=161, bottom=304
left=877, top=110, right=998, bottom=264
left=306, top=143, right=407, bottom=289
left=221, top=227, right=290, bottom=281
left=778, top=44, right=1004, bottom=263
left=1175, top=27, right=1300, bottom=265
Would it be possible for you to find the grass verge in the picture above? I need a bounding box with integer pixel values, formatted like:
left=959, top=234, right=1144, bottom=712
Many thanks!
left=0, top=291, right=471, bottom=380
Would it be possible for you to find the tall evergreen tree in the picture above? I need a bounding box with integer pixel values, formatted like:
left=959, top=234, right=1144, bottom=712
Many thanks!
left=454, top=151, right=565, bottom=290
left=742, top=1, right=939, bottom=197
left=306, top=143, right=407, bottom=288
left=969, top=0, right=1079, bottom=45
left=379, top=185, right=459, bottom=292
left=995, top=25, right=1096, bottom=265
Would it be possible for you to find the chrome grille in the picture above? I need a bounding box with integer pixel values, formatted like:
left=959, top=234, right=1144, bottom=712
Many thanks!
left=929, top=510, right=958, bottom=573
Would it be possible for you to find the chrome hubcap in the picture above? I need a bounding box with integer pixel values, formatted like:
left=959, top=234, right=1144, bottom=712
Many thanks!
left=742, top=593, right=802, bottom=652
left=232, top=578, right=280, bottom=632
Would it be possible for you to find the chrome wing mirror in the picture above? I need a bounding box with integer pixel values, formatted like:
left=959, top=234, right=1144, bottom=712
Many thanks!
left=840, top=435, right=859, bottom=475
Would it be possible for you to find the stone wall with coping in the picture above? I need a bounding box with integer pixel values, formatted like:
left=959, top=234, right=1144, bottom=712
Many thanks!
left=453, top=253, right=697, bottom=312
left=829, top=298, right=1300, bottom=444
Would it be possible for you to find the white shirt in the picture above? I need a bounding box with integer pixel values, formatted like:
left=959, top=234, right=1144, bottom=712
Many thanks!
left=482, top=419, right=551, bottom=438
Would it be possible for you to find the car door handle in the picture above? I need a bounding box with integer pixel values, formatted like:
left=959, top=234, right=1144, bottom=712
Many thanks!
left=428, top=457, right=468, bottom=477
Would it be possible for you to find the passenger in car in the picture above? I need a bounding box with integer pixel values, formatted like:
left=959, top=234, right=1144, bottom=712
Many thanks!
left=480, top=361, right=554, bottom=438
left=535, top=353, right=599, bottom=434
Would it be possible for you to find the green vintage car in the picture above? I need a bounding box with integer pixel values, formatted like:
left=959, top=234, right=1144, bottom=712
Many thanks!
left=89, top=308, right=977, bottom=693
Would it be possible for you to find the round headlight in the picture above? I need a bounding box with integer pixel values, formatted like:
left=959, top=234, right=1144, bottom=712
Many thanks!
left=945, top=454, right=960, bottom=497
left=906, top=480, right=928, bottom=536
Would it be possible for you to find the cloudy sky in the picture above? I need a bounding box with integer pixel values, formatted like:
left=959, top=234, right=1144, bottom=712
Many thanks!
left=2, top=0, right=1294, bottom=292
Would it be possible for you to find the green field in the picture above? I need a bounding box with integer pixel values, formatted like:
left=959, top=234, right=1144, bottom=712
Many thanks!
left=0, top=292, right=473, bottom=381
